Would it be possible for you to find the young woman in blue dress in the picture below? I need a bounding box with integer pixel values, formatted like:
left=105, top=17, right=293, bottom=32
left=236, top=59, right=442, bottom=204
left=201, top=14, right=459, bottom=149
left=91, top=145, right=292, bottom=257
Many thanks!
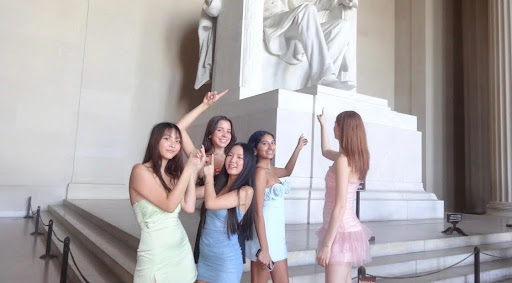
left=245, top=131, right=308, bottom=283
left=196, top=143, right=257, bottom=283
left=175, top=89, right=240, bottom=263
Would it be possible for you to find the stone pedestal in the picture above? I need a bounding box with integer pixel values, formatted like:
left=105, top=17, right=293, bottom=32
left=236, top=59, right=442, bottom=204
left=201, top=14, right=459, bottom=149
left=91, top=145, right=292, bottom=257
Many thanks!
left=488, top=0, right=512, bottom=210
left=188, top=85, right=444, bottom=224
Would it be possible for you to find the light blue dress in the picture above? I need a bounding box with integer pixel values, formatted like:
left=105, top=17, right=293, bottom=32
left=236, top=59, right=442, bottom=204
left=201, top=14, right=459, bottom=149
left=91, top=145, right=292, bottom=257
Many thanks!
left=197, top=207, right=244, bottom=283
left=246, top=181, right=291, bottom=262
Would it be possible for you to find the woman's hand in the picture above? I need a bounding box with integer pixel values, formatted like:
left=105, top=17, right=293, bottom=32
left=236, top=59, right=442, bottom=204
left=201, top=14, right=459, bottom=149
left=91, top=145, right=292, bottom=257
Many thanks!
left=317, top=245, right=331, bottom=267
left=296, top=134, right=308, bottom=150
left=257, top=248, right=272, bottom=267
left=203, top=152, right=215, bottom=177
left=316, top=107, right=326, bottom=126
left=202, top=89, right=229, bottom=107
left=187, top=146, right=206, bottom=171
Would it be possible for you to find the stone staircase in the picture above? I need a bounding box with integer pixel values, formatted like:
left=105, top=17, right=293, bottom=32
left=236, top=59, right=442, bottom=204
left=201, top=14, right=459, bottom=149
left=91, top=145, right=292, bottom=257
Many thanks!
left=40, top=199, right=512, bottom=283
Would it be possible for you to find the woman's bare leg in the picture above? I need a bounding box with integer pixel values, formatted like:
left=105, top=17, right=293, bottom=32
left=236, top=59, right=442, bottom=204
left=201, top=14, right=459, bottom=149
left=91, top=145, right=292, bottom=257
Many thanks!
left=269, top=259, right=289, bottom=283
left=325, top=262, right=352, bottom=283
left=251, top=260, right=270, bottom=283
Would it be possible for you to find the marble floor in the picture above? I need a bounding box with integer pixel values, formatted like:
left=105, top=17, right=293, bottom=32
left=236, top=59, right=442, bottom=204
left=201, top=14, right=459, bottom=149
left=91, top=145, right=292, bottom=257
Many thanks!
left=0, top=217, right=63, bottom=283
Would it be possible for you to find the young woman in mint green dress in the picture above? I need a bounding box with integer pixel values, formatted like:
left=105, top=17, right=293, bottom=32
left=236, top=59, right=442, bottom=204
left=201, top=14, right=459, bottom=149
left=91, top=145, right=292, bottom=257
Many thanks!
left=129, top=122, right=204, bottom=283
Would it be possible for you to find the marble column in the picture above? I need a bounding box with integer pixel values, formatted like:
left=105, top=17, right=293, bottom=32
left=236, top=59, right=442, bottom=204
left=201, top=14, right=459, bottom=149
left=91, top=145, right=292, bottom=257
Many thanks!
left=461, top=0, right=491, bottom=214
left=488, top=0, right=512, bottom=209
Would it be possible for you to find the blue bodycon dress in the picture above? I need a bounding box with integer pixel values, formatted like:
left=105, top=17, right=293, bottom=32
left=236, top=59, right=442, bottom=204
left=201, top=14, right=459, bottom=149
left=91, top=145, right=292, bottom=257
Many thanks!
left=197, top=207, right=244, bottom=283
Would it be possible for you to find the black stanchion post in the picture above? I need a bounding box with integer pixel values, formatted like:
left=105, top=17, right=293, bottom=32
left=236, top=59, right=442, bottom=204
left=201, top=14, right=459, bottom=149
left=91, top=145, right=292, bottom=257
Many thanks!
left=40, top=220, right=57, bottom=259
left=60, top=237, right=71, bottom=283
left=358, top=266, right=366, bottom=277
left=24, top=196, right=33, bottom=219
left=474, top=246, right=480, bottom=283
left=30, top=206, right=43, bottom=236
left=356, top=182, right=375, bottom=242
left=357, top=266, right=376, bottom=283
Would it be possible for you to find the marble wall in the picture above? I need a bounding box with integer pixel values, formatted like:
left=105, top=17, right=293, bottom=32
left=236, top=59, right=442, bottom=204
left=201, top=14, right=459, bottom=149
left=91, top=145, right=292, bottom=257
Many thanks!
left=0, top=0, right=206, bottom=215
left=1, top=0, right=490, bottom=215
left=394, top=0, right=494, bottom=213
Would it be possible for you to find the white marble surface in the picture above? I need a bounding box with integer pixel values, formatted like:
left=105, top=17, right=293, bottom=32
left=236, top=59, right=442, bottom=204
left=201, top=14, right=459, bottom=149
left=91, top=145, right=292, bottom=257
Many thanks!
left=68, top=86, right=443, bottom=222
left=206, top=0, right=358, bottom=100
left=185, top=86, right=443, bottom=223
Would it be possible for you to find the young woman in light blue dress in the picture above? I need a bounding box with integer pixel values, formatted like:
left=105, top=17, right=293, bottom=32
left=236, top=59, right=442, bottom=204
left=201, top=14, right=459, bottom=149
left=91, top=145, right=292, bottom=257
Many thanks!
left=245, top=131, right=308, bottom=283
left=197, top=143, right=256, bottom=283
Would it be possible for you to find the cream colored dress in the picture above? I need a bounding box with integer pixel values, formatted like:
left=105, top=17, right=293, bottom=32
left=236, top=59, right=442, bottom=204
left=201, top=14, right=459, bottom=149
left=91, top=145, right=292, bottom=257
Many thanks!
left=132, top=200, right=196, bottom=283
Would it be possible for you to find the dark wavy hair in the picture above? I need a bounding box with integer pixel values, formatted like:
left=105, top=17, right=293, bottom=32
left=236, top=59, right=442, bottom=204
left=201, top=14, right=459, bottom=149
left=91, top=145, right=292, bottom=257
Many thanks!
left=202, top=115, right=237, bottom=154
left=248, top=130, right=275, bottom=157
left=198, top=143, right=256, bottom=240
left=142, top=122, right=183, bottom=192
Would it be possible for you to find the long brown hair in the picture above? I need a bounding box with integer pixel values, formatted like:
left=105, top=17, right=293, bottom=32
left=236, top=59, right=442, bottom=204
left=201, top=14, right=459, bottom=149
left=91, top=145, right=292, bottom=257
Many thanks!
left=335, top=111, right=370, bottom=180
left=202, top=116, right=237, bottom=154
left=142, top=122, right=184, bottom=192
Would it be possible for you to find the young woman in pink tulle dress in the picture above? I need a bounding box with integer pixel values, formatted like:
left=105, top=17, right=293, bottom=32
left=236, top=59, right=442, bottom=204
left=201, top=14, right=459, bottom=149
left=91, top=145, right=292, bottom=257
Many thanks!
left=316, top=108, right=372, bottom=283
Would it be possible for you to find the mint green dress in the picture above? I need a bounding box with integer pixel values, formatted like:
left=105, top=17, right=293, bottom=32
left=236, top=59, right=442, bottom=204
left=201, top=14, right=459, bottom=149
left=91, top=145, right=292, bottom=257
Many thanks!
left=132, top=199, right=197, bottom=283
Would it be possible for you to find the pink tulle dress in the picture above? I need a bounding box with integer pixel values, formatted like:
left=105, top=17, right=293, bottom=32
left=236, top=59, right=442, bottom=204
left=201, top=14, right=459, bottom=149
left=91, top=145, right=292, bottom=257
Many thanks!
left=317, top=166, right=372, bottom=267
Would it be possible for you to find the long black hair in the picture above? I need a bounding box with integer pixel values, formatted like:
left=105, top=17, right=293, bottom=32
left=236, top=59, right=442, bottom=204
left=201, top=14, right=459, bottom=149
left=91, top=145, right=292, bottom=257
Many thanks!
left=201, top=115, right=237, bottom=154
left=142, top=122, right=183, bottom=192
left=198, top=143, right=256, bottom=239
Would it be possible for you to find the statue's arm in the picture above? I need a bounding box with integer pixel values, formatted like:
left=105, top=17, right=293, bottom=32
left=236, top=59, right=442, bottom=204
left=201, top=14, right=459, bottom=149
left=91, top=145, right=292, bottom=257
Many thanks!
left=337, top=0, right=357, bottom=8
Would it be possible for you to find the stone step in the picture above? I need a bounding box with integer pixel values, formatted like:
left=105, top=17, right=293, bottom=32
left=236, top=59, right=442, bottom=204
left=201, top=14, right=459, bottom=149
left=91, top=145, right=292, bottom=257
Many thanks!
left=378, top=258, right=512, bottom=283
left=366, top=241, right=512, bottom=277
left=63, top=199, right=139, bottom=250
left=40, top=211, right=121, bottom=283
left=61, top=200, right=512, bottom=267
left=246, top=257, right=512, bottom=283
left=269, top=237, right=512, bottom=276
left=48, top=205, right=136, bottom=282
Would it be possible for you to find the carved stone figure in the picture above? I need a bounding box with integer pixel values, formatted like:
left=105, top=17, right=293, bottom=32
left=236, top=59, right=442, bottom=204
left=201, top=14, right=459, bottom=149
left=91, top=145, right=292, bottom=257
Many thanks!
left=195, top=0, right=358, bottom=91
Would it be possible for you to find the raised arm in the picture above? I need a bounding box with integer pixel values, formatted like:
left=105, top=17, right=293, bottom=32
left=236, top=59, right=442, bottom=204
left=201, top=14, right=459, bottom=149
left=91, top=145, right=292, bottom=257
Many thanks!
left=177, top=89, right=229, bottom=157
left=317, top=108, right=339, bottom=161
left=129, top=149, right=204, bottom=213
left=253, top=167, right=273, bottom=266
left=181, top=158, right=203, bottom=213
left=317, top=155, right=349, bottom=267
left=274, top=135, right=308, bottom=178
left=203, top=155, right=253, bottom=212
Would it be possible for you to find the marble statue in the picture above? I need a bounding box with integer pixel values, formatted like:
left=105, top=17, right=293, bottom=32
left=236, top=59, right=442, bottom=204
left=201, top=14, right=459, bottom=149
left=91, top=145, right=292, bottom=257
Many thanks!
left=195, top=0, right=358, bottom=91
